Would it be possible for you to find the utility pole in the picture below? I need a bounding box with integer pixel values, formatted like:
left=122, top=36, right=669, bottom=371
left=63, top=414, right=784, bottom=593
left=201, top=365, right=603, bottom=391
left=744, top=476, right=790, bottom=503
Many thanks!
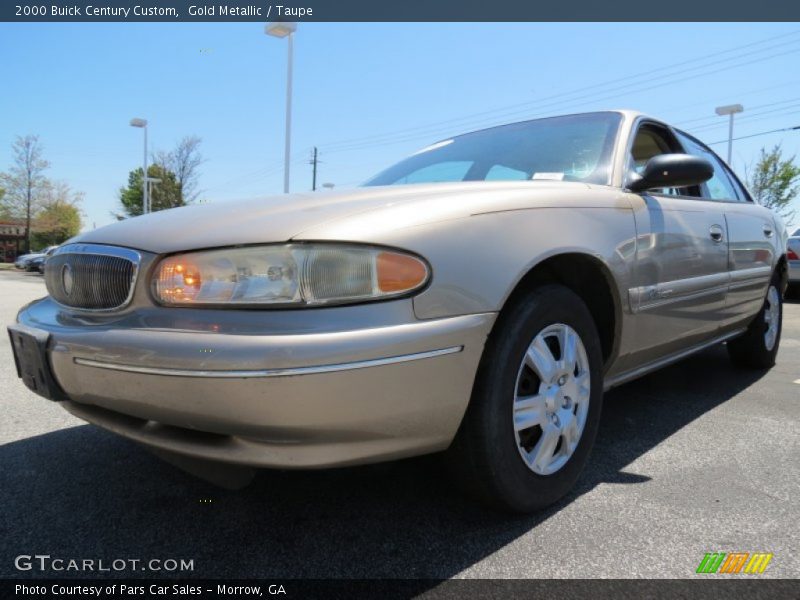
left=310, top=146, right=319, bottom=191
left=25, top=175, right=32, bottom=254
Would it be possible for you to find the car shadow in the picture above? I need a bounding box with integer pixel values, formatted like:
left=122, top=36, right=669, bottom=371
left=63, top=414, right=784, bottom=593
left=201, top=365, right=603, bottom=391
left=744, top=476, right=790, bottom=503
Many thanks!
left=0, top=344, right=765, bottom=579
left=1, top=269, right=44, bottom=279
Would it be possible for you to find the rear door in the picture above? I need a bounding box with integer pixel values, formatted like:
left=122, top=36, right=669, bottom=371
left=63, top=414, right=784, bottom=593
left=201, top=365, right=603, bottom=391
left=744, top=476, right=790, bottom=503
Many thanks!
left=675, top=132, right=776, bottom=327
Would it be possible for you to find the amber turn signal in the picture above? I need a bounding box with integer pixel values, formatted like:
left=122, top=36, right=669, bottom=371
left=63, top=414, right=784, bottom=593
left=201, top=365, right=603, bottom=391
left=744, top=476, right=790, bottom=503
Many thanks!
left=377, top=252, right=428, bottom=293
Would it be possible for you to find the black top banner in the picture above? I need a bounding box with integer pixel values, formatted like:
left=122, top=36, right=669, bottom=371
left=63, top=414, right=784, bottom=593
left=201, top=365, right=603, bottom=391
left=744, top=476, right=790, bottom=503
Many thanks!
left=2, top=0, right=800, bottom=22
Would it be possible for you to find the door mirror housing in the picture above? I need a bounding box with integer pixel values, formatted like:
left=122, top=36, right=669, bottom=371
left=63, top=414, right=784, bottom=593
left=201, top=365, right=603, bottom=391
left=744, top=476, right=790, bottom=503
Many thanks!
left=627, top=153, right=713, bottom=192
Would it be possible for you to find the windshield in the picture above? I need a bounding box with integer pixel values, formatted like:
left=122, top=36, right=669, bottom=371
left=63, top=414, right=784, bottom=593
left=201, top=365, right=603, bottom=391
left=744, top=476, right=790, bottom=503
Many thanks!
left=364, top=112, right=622, bottom=187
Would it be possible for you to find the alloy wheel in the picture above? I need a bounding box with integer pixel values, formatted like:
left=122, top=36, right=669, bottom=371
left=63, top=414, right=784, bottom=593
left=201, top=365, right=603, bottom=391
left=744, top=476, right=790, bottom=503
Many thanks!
left=764, top=285, right=780, bottom=351
left=513, top=323, right=591, bottom=475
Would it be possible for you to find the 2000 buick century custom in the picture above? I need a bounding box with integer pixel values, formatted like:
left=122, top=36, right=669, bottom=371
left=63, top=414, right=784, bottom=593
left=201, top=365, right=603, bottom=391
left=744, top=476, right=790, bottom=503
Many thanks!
left=9, top=111, right=788, bottom=512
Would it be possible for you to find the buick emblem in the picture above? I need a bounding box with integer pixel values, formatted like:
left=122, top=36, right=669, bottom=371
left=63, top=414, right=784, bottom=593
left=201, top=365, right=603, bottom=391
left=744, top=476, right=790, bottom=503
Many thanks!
left=61, top=264, right=74, bottom=296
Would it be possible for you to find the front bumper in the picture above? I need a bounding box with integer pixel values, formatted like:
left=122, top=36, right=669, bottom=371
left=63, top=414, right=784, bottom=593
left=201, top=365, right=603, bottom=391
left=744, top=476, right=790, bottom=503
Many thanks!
left=15, top=297, right=494, bottom=468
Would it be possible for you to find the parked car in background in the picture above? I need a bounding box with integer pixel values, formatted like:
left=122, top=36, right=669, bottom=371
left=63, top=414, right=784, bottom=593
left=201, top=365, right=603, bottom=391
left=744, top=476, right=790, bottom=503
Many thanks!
left=14, top=245, right=59, bottom=271
left=788, top=227, right=800, bottom=297
left=27, top=254, right=52, bottom=274
left=14, top=253, right=37, bottom=270
left=39, top=246, right=58, bottom=274
left=8, top=110, right=789, bottom=513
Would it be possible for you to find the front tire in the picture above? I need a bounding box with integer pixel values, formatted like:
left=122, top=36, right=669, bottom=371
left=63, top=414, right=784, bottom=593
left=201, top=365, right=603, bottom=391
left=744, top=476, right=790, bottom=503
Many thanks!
left=446, top=284, right=604, bottom=513
left=727, top=271, right=782, bottom=369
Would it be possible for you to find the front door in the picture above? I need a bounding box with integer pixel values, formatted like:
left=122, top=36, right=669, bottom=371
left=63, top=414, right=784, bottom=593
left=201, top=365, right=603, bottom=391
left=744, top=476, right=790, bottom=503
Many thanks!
left=627, top=194, right=729, bottom=363
left=622, top=122, right=730, bottom=367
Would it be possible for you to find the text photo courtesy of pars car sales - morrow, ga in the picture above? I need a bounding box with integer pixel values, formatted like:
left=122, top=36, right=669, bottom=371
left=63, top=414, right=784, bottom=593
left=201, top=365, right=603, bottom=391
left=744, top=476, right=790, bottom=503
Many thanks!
left=1, top=3, right=799, bottom=599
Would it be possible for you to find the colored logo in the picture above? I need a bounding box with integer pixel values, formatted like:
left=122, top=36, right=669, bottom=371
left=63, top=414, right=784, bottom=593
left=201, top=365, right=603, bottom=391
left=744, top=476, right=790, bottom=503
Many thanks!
left=696, top=552, right=773, bottom=574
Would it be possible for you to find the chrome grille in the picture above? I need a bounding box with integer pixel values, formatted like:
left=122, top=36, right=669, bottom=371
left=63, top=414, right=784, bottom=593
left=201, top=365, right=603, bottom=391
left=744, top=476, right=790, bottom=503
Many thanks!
left=45, top=245, right=139, bottom=310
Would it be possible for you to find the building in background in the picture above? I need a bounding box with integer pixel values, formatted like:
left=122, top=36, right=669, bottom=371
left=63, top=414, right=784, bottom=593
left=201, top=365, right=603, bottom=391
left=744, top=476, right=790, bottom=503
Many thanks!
left=0, top=220, right=27, bottom=262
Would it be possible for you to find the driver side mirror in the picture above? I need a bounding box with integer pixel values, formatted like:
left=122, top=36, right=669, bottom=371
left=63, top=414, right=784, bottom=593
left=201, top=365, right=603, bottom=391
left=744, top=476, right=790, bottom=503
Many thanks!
left=627, top=153, right=713, bottom=193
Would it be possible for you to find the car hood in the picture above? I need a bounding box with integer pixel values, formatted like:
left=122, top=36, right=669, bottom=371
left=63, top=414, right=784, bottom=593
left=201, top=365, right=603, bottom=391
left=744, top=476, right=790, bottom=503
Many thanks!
left=72, top=181, right=598, bottom=254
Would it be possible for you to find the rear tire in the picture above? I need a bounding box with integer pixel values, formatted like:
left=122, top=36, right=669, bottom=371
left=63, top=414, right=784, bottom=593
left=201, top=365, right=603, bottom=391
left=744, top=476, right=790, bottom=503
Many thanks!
left=727, top=271, right=782, bottom=370
left=446, top=284, right=604, bottom=513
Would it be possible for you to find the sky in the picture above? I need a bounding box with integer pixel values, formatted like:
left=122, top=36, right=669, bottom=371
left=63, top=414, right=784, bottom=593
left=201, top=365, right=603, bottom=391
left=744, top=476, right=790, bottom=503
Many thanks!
left=1, top=22, right=799, bottom=232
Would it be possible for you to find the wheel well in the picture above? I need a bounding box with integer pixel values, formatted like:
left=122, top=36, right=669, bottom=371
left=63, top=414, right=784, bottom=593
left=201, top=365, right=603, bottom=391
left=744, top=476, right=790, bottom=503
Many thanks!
left=776, top=254, right=788, bottom=294
left=500, top=254, right=620, bottom=368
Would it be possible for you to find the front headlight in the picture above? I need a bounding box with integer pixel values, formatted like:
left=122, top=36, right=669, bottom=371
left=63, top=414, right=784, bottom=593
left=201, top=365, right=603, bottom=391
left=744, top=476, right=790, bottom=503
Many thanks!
left=152, top=243, right=429, bottom=307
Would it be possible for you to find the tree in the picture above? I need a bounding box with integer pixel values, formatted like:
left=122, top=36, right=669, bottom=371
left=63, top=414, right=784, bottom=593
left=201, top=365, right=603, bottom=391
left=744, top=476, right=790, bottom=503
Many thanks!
left=0, top=186, right=8, bottom=219
left=154, top=136, right=204, bottom=204
left=746, top=144, right=800, bottom=222
left=33, top=202, right=82, bottom=247
left=32, top=181, right=83, bottom=247
left=116, top=164, right=183, bottom=219
left=0, top=135, right=50, bottom=252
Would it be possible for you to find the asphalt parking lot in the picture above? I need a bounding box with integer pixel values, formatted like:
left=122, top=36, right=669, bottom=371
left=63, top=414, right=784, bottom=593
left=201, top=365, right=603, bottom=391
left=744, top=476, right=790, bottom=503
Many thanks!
left=1, top=268, right=798, bottom=580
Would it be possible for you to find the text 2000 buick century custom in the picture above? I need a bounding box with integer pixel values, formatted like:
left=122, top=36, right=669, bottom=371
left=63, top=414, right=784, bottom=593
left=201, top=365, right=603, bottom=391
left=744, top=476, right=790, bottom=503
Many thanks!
left=9, top=111, right=788, bottom=512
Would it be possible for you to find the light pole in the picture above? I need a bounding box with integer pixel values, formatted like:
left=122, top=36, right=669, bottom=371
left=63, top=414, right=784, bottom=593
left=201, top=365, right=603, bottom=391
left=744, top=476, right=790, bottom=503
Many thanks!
left=129, top=118, right=149, bottom=214
left=715, top=104, right=744, bottom=166
left=265, top=22, right=297, bottom=194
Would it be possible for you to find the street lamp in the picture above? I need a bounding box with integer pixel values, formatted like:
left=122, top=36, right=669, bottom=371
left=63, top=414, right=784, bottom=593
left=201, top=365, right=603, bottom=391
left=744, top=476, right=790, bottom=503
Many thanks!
left=129, top=117, right=149, bottom=214
left=715, top=104, right=744, bottom=166
left=265, top=21, right=297, bottom=194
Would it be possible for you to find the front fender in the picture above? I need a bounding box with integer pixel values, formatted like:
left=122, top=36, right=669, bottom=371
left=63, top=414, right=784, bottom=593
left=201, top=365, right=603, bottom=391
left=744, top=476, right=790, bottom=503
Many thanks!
left=293, top=193, right=638, bottom=321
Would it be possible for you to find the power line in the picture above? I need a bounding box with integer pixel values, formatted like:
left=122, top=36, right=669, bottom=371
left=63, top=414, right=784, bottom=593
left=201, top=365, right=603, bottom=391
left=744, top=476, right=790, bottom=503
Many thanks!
left=706, top=125, right=800, bottom=145
left=203, top=152, right=307, bottom=193
left=208, top=30, right=800, bottom=193
left=703, top=109, right=800, bottom=136
left=647, top=78, right=800, bottom=129
left=688, top=102, right=800, bottom=133
left=676, top=95, right=800, bottom=127
left=321, top=29, right=800, bottom=150
left=323, top=45, right=800, bottom=156
left=319, top=31, right=800, bottom=153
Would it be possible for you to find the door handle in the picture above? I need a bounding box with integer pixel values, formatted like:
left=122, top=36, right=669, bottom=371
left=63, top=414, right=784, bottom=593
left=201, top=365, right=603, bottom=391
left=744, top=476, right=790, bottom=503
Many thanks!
left=763, top=225, right=774, bottom=238
left=709, top=225, right=724, bottom=243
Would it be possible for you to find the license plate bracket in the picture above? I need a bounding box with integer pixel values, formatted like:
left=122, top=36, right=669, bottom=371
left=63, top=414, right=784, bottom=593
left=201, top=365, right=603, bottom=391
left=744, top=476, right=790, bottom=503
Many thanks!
left=7, top=323, right=68, bottom=401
